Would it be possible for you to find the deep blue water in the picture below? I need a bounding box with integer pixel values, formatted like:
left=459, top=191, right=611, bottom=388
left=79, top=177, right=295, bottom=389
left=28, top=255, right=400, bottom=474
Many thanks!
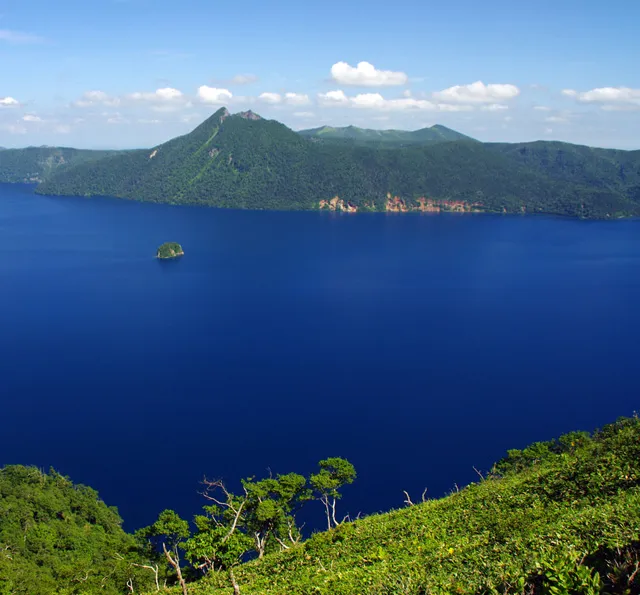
left=1, top=182, right=639, bottom=531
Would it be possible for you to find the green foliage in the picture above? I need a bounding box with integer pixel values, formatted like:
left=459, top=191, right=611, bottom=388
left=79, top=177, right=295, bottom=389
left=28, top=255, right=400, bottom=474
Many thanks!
left=310, top=458, right=357, bottom=499
left=156, top=242, right=184, bottom=259
left=0, top=147, right=121, bottom=183
left=32, top=109, right=640, bottom=219
left=173, top=415, right=640, bottom=595
left=0, top=466, right=154, bottom=595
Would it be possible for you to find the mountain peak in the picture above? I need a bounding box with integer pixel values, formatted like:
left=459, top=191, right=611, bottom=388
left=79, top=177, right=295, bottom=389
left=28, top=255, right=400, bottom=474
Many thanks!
left=237, top=110, right=262, bottom=121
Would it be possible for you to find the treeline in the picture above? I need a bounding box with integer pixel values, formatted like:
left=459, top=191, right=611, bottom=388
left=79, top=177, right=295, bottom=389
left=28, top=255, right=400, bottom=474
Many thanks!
left=31, top=109, right=640, bottom=219
left=0, top=457, right=355, bottom=595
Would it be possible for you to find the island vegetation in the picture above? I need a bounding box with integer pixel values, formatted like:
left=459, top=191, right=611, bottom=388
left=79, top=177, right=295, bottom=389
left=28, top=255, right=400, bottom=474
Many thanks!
left=12, top=107, right=636, bottom=220
left=157, top=242, right=184, bottom=259
left=1, top=415, right=639, bottom=595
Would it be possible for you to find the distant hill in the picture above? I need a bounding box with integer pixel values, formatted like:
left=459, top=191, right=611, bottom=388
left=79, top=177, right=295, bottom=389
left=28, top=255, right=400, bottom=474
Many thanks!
left=0, top=146, right=121, bottom=183
left=298, top=124, right=475, bottom=146
left=19, top=107, right=640, bottom=219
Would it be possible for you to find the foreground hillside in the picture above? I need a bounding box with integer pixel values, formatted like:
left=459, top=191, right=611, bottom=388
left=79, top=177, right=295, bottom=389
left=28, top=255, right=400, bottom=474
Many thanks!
left=0, top=146, right=119, bottom=183
left=175, top=415, right=640, bottom=595
left=34, top=108, right=640, bottom=219
left=1, top=416, right=639, bottom=594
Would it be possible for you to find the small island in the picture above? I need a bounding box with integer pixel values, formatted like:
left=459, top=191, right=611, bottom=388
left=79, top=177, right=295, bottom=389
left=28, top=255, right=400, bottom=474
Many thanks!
left=156, top=242, right=184, bottom=259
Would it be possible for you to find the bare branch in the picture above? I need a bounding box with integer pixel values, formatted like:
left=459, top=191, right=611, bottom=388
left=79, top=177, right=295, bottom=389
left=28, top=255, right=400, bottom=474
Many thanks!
left=403, top=491, right=414, bottom=506
left=229, top=568, right=241, bottom=595
left=472, top=466, right=485, bottom=481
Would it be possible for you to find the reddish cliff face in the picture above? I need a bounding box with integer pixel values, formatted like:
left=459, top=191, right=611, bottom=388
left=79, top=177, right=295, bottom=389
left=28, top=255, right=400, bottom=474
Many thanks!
left=319, top=196, right=358, bottom=212
left=386, top=194, right=483, bottom=213
left=319, top=194, right=483, bottom=213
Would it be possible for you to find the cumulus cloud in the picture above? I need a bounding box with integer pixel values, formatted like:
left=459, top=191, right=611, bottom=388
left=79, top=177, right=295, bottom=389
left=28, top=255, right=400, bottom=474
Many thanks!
left=0, top=29, right=44, bottom=44
left=258, top=92, right=282, bottom=104
left=22, top=114, right=42, bottom=122
left=318, top=90, right=350, bottom=106
left=562, top=86, right=640, bottom=109
left=331, top=61, right=408, bottom=87
left=0, top=96, right=20, bottom=107
left=129, top=87, right=183, bottom=101
left=259, top=92, right=311, bottom=106
left=433, top=81, right=520, bottom=104
left=318, top=90, right=473, bottom=112
left=284, top=92, right=310, bottom=106
left=197, top=86, right=233, bottom=104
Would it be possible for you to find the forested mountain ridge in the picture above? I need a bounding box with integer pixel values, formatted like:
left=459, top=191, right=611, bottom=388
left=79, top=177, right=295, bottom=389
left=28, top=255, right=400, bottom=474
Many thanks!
left=0, top=146, right=121, bottom=183
left=297, top=123, right=475, bottom=146
left=8, top=107, right=640, bottom=219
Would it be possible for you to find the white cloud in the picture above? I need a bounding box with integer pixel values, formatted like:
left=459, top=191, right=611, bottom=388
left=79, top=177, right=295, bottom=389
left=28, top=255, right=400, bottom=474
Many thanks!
left=138, top=118, right=161, bottom=124
left=197, top=86, right=233, bottom=104
left=318, top=90, right=473, bottom=112
left=544, top=127, right=553, bottom=135
left=0, top=29, right=44, bottom=44
left=22, top=114, right=42, bottom=122
left=330, top=61, right=408, bottom=87
left=534, top=105, right=552, bottom=111
left=562, top=86, right=640, bottom=110
left=481, top=103, right=509, bottom=112
left=129, top=87, right=183, bottom=102
left=318, top=90, right=350, bottom=106
left=284, top=92, right=310, bottom=106
left=260, top=92, right=311, bottom=106
left=74, top=90, right=121, bottom=108
left=230, top=74, right=258, bottom=85
left=433, top=81, right=520, bottom=104
left=545, top=115, right=568, bottom=123
left=259, top=92, right=282, bottom=104
left=54, top=124, right=71, bottom=134
left=293, top=111, right=315, bottom=118
left=0, top=96, right=19, bottom=107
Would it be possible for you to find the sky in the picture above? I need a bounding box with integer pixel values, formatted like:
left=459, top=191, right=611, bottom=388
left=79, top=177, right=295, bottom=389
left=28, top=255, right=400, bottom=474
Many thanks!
left=1, top=0, right=639, bottom=149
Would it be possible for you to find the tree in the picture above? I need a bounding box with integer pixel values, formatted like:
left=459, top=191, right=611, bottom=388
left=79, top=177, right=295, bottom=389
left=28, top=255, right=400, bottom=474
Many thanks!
left=310, top=458, right=356, bottom=530
left=138, top=510, right=190, bottom=595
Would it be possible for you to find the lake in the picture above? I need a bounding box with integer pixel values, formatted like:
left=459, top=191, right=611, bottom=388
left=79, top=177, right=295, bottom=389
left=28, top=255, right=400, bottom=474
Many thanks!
left=1, top=182, right=639, bottom=531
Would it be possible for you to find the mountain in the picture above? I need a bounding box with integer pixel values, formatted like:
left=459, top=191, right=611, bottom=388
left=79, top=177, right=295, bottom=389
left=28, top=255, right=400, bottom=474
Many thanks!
left=0, top=146, right=121, bottom=183
left=298, top=123, right=475, bottom=145
left=29, top=108, right=640, bottom=218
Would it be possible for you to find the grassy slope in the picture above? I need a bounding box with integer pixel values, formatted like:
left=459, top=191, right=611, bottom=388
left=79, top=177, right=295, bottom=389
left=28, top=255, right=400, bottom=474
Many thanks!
left=181, top=417, right=640, bottom=595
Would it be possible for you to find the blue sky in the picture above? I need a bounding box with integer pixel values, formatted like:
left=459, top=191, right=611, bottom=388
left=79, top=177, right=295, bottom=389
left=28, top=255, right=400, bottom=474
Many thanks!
left=1, top=0, right=639, bottom=149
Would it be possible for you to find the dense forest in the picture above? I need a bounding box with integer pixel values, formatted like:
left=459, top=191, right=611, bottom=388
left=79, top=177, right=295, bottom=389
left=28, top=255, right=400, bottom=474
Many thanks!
left=297, top=123, right=475, bottom=146
left=1, top=416, right=639, bottom=595
left=7, top=108, right=633, bottom=219
left=0, top=147, right=120, bottom=183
